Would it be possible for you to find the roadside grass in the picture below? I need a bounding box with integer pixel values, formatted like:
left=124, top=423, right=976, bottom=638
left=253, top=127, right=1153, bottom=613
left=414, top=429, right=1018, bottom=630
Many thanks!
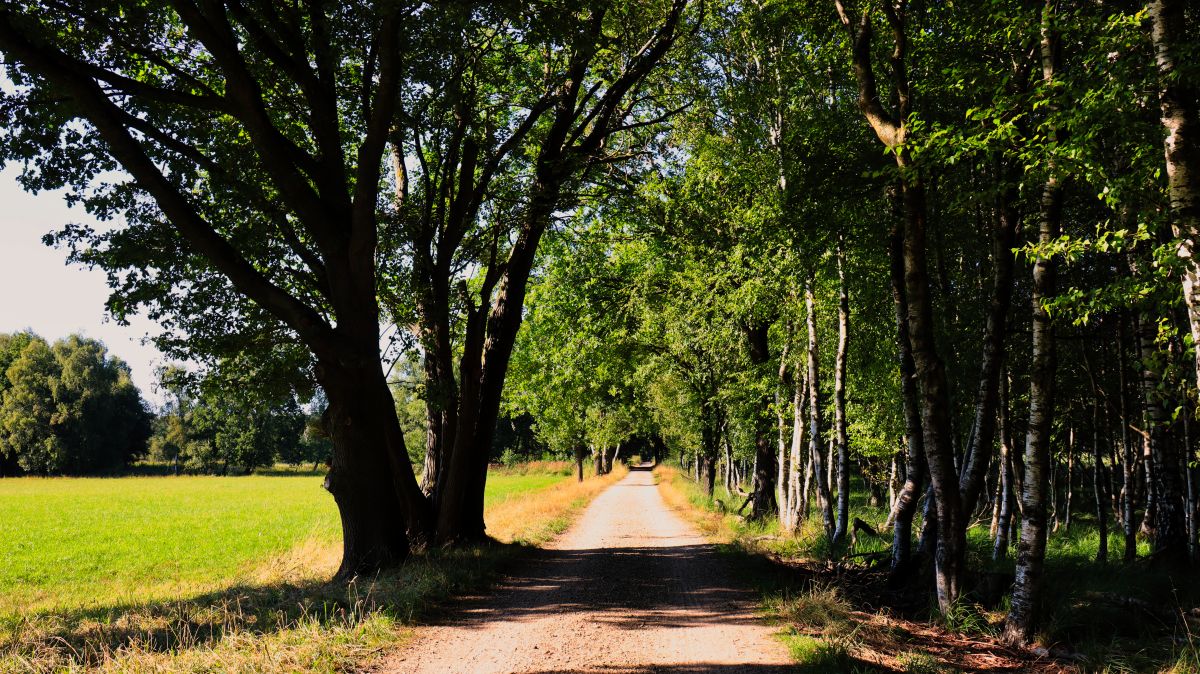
left=661, top=464, right=1200, bottom=672
left=655, top=464, right=1097, bottom=673
left=0, top=462, right=625, bottom=673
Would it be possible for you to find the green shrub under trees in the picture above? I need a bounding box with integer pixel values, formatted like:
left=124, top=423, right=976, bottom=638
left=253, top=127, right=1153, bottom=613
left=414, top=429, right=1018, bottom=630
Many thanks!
left=0, top=331, right=151, bottom=475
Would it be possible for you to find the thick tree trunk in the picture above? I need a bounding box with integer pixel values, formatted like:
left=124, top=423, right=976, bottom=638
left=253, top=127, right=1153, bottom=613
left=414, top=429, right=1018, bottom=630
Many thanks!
left=433, top=130, right=573, bottom=545
left=806, top=283, right=835, bottom=538
left=607, top=442, right=621, bottom=474
left=413, top=267, right=459, bottom=508
left=701, top=405, right=719, bottom=498
left=574, top=443, right=586, bottom=482
left=1141, top=434, right=1157, bottom=537
left=320, top=361, right=431, bottom=579
left=1149, top=0, right=1200, bottom=486
left=745, top=323, right=778, bottom=520
left=1005, top=177, right=1060, bottom=641
left=833, top=239, right=851, bottom=543
left=1005, top=15, right=1062, bottom=639
left=900, top=174, right=964, bottom=611
left=702, top=453, right=717, bottom=499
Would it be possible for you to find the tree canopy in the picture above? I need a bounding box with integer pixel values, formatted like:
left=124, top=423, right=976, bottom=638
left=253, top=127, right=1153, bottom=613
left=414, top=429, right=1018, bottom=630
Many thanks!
left=2, top=0, right=1198, bottom=650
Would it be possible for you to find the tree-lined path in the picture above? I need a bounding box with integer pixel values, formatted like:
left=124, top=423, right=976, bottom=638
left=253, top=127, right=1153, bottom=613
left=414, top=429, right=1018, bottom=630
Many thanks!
left=385, top=468, right=793, bottom=674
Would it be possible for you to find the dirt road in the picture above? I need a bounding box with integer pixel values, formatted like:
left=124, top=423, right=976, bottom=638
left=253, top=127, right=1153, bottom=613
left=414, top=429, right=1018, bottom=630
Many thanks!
left=385, top=468, right=795, bottom=674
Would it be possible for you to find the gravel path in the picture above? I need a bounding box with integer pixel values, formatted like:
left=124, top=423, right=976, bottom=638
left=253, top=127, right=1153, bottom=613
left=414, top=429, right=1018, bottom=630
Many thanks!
left=384, top=468, right=795, bottom=674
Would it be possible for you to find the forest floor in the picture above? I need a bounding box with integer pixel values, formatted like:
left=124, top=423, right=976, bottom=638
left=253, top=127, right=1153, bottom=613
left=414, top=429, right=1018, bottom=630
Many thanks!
left=382, top=466, right=795, bottom=673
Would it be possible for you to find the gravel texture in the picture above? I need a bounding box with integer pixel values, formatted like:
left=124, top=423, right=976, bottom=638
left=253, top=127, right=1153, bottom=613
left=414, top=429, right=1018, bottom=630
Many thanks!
left=384, top=468, right=795, bottom=673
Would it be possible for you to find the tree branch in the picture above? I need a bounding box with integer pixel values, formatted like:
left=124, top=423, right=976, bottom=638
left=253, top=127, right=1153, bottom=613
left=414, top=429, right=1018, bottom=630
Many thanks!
left=0, top=12, right=338, bottom=359
left=833, top=0, right=904, bottom=148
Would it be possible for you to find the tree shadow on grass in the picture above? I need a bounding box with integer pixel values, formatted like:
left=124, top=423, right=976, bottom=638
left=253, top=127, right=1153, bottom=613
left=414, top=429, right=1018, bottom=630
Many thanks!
left=0, top=542, right=529, bottom=668
left=3, top=537, right=809, bottom=670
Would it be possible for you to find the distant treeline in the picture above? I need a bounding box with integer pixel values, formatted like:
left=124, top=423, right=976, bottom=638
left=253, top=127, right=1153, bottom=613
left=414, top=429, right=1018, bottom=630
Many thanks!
left=151, top=363, right=331, bottom=476
left=0, top=331, right=331, bottom=477
left=0, top=331, right=150, bottom=475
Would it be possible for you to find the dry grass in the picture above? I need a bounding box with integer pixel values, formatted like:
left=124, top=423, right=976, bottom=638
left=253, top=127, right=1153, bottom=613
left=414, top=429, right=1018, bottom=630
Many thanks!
left=488, top=463, right=627, bottom=544
left=655, top=465, right=732, bottom=542
left=489, top=460, right=576, bottom=477
left=1, top=465, right=624, bottom=673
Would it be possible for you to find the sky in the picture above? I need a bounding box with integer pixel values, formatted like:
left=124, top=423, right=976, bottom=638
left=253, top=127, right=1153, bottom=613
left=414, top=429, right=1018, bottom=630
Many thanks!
left=0, top=165, right=169, bottom=405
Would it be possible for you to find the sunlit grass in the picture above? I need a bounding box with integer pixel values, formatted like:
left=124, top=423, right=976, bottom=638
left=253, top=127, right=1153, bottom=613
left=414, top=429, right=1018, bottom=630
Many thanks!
left=0, top=462, right=618, bottom=673
left=0, top=475, right=341, bottom=616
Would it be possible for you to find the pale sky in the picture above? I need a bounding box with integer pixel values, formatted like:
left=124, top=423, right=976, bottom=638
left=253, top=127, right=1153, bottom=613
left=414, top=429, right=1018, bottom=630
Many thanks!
left=0, top=165, right=168, bottom=405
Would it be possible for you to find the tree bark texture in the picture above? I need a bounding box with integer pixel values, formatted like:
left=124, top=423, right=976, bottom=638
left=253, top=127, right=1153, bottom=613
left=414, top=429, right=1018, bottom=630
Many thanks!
left=886, top=215, right=927, bottom=579
left=833, top=239, right=851, bottom=543
left=993, top=373, right=1015, bottom=561
left=1138, top=314, right=1189, bottom=564
left=806, top=283, right=835, bottom=537
left=1149, top=0, right=1200, bottom=465
left=784, top=372, right=808, bottom=531
left=1006, top=8, right=1062, bottom=641
left=319, top=360, right=431, bottom=579
left=959, top=182, right=1019, bottom=517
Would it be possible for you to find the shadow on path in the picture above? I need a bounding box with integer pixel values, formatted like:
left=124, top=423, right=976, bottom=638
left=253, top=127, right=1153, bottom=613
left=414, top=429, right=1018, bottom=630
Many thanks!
left=424, top=544, right=770, bottom=631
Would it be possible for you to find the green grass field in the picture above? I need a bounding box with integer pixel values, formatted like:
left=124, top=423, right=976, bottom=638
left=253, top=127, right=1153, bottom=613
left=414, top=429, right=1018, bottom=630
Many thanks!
left=0, top=469, right=570, bottom=618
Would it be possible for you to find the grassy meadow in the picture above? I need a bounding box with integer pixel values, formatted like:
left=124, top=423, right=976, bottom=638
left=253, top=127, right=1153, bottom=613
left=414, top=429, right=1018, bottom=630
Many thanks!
left=0, top=461, right=623, bottom=673
left=0, top=475, right=339, bottom=615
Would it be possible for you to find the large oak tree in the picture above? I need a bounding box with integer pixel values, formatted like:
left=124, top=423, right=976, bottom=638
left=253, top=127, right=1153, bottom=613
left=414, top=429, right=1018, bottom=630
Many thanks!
left=0, top=0, right=689, bottom=576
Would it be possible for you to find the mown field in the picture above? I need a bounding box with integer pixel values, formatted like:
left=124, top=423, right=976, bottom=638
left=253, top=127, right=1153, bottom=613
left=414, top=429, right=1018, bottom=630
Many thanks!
left=0, top=461, right=617, bottom=673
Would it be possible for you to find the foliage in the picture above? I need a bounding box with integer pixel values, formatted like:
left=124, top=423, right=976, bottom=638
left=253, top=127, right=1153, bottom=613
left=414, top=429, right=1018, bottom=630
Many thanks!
left=147, top=360, right=310, bottom=474
left=0, top=332, right=150, bottom=475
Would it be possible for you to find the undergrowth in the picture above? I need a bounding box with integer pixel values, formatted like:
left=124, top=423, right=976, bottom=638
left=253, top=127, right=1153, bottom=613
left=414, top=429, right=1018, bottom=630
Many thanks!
left=656, top=463, right=1199, bottom=673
